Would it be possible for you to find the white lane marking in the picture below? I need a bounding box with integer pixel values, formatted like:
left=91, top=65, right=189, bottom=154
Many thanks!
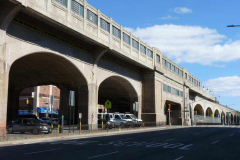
left=175, top=156, right=184, bottom=160
left=193, top=133, right=199, bottom=135
left=24, top=148, right=63, bottom=155
left=166, top=138, right=176, bottom=142
left=211, top=140, right=219, bottom=144
left=88, top=151, right=119, bottom=159
left=118, top=138, right=133, bottom=141
left=179, top=144, right=193, bottom=150
left=230, top=134, right=234, bottom=136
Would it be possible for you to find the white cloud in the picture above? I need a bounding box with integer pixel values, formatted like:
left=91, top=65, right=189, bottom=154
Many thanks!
left=129, top=24, right=240, bottom=65
left=204, top=76, right=240, bottom=97
left=159, top=15, right=179, bottom=20
left=172, top=7, right=192, bottom=14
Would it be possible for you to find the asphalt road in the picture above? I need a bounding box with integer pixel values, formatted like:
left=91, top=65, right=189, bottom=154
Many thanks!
left=0, top=127, right=239, bottom=160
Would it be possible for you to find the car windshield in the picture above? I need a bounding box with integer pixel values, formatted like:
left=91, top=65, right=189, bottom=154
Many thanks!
left=28, top=119, right=40, bottom=124
left=119, top=114, right=125, bottom=119
left=129, top=114, right=137, bottom=119
left=124, top=115, right=132, bottom=119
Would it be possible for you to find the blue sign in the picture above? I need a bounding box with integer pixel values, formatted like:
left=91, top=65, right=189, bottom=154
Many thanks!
left=18, top=110, right=33, bottom=115
left=37, top=107, right=58, bottom=115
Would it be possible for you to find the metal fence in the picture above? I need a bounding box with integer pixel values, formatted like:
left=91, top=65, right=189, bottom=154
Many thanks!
left=193, top=115, right=221, bottom=124
left=0, top=122, right=166, bottom=142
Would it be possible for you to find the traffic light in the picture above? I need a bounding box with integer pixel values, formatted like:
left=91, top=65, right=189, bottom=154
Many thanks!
left=26, top=99, right=29, bottom=104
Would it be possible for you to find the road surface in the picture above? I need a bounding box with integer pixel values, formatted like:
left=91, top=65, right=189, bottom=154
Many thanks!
left=0, top=127, right=239, bottom=160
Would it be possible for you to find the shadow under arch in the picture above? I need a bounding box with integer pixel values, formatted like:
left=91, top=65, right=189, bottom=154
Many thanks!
left=7, top=52, right=89, bottom=124
left=206, top=107, right=213, bottom=117
left=98, top=76, right=138, bottom=114
left=214, top=109, right=220, bottom=117
left=194, top=104, right=204, bottom=115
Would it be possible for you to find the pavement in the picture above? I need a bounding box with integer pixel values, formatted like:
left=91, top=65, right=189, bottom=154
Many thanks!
left=0, top=126, right=239, bottom=160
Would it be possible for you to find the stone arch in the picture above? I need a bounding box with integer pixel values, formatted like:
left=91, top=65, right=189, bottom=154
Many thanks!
left=221, top=111, right=225, bottom=124
left=234, top=115, right=237, bottom=124
left=205, top=107, right=213, bottom=117
left=194, top=104, right=204, bottom=115
left=7, top=52, right=89, bottom=124
left=98, top=75, right=139, bottom=114
left=214, top=109, right=220, bottom=118
left=231, top=114, right=234, bottom=124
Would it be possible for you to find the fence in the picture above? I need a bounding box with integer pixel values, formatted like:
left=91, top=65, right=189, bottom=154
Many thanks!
left=193, top=115, right=221, bottom=124
left=0, top=122, right=166, bottom=142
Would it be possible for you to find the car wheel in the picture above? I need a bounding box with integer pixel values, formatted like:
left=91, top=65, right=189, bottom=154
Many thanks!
left=120, top=123, right=125, bottom=128
left=32, top=129, right=39, bottom=135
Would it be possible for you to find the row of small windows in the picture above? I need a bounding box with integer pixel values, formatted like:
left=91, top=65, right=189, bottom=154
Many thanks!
left=56, top=0, right=153, bottom=59
left=188, top=75, right=200, bottom=86
left=162, top=59, right=183, bottom=77
left=163, top=84, right=183, bottom=97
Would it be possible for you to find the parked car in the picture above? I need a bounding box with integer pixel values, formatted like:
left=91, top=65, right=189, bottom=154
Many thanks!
left=7, top=118, right=52, bottom=135
left=110, top=112, right=132, bottom=128
left=39, top=117, right=59, bottom=125
left=124, top=113, right=143, bottom=127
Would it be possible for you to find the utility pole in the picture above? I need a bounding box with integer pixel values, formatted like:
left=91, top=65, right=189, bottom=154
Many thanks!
left=168, top=104, right=171, bottom=126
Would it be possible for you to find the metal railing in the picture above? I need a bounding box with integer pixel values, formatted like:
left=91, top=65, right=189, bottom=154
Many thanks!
left=194, top=115, right=221, bottom=124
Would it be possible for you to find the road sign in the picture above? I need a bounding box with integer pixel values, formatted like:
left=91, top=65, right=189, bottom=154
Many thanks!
left=105, top=100, right=111, bottom=109
left=79, top=113, right=82, bottom=119
left=69, top=91, right=75, bottom=106
left=135, top=102, right=139, bottom=112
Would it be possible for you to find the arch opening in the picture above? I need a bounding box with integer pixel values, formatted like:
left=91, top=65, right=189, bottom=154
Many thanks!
left=7, top=52, right=89, bottom=127
left=206, top=107, right=213, bottom=117
left=221, top=112, right=225, bottom=124
left=164, top=101, right=182, bottom=125
left=194, top=104, right=204, bottom=115
left=214, top=109, right=220, bottom=118
left=98, top=76, right=138, bottom=114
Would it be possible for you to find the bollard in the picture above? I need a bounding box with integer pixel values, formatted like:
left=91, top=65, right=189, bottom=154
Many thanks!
left=51, top=124, right=53, bottom=134
left=91, top=122, right=93, bottom=131
left=79, top=122, right=81, bottom=134
left=102, top=121, right=103, bottom=130
left=58, top=124, right=60, bottom=134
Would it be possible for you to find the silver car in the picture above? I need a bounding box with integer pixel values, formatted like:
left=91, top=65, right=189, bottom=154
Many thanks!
left=110, top=113, right=132, bottom=128
left=124, top=114, right=143, bottom=127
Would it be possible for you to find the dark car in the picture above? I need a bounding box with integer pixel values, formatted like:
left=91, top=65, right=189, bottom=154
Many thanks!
left=7, top=118, right=52, bottom=135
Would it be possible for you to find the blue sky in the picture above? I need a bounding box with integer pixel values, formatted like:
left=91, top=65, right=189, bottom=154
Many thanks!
left=88, top=0, right=240, bottom=110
